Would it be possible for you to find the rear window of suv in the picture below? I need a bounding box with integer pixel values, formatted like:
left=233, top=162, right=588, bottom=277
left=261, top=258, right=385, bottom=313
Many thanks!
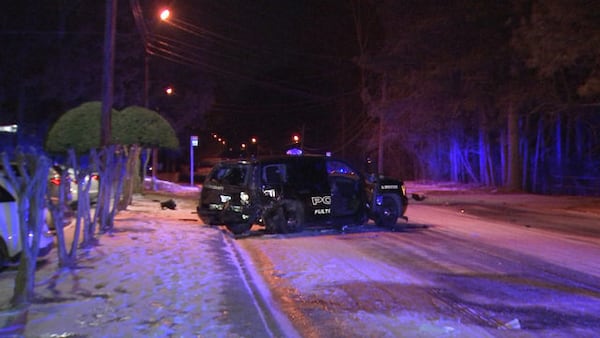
left=208, top=164, right=248, bottom=186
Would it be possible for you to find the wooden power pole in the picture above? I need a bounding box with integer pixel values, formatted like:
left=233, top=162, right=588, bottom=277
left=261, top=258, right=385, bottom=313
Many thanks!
left=101, top=0, right=117, bottom=146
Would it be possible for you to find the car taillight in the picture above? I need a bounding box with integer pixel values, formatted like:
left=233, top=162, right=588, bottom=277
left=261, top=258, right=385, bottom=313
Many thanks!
left=50, top=177, right=61, bottom=185
left=91, top=174, right=99, bottom=181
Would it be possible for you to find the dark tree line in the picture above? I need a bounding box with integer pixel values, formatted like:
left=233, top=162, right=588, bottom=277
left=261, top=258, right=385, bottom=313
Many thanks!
left=2, top=1, right=599, bottom=194
left=353, top=0, right=600, bottom=194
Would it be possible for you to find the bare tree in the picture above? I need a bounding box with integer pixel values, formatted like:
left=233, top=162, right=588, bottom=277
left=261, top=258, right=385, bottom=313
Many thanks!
left=1, top=151, right=50, bottom=306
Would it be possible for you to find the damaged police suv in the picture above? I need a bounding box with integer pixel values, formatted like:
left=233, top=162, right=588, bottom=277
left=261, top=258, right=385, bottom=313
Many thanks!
left=197, top=155, right=408, bottom=235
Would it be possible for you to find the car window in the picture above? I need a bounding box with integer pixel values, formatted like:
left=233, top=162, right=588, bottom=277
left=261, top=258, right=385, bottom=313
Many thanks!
left=282, top=159, right=330, bottom=193
left=326, top=160, right=357, bottom=177
left=209, top=165, right=247, bottom=186
left=262, top=164, right=286, bottom=184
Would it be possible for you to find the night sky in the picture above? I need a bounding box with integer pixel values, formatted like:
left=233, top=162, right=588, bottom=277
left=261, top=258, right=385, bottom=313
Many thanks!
left=138, top=0, right=363, bottom=156
left=1, top=1, right=363, bottom=157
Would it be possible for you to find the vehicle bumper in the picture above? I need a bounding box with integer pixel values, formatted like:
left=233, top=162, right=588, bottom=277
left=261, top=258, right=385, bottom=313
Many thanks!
left=197, top=204, right=254, bottom=225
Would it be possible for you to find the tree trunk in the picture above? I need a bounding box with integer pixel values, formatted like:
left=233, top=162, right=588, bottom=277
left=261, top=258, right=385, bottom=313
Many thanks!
left=1, top=153, right=50, bottom=307
left=119, top=145, right=140, bottom=210
left=108, top=156, right=127, bottom=230
left=506, top=106, right=521, bottom=191
left=49, top=169, right=70, bottom=267
left=152, top=148, right=158, bottom=191
left=450, top=137, right=460, bottom=181
left=500, top=130, right=506, bottom=185
left=478, top=124, right=489, bottom=185
left=118, top=146, right=131, bottom=211
left=532, top=118, right=543, bottom=192
left=521, top=134, right=529, bottom=190
left=91, top=146, right=123, bottom=238
left=377, top=117, right=384, bottom=175
left=64, top=149, right=93, bottom=266
left=142, top=148, right=151, bottom=190
left=555, top=111, right=563, bottom=175
left=133, top=147, right=142, bottom=194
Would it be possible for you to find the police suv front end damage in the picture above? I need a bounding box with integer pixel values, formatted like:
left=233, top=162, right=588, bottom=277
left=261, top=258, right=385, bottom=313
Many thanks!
left=198, top=155, right=409, bottom=235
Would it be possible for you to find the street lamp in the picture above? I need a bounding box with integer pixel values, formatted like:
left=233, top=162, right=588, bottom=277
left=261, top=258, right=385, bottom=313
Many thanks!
left=160, top=8, right=170, bottom=21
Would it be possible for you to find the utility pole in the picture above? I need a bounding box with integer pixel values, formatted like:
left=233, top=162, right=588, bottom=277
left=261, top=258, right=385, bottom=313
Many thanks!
left=378, top=74, right=388, bottom=175
left=101, top=0, right=117, bottom=146
left=378, top=116, right=384, bottom=174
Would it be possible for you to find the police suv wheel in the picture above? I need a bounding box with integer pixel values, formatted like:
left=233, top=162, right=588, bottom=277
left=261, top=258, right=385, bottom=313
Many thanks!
left=281, top=200, right=304, bottom=233
left=264, top=200, right=305, bottom=234
left=264, top=205, right=285, bottom=234
left=226, top=223, right=252, bottom=235
left=375, top=195, right=399, bottom=228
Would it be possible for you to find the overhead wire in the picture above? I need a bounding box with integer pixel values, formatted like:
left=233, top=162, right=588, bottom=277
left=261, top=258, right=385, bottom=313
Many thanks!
left=140, top=2, right=357, bottom=99
left=170, top=1, right=353, bottom=63
left=146, top=33, right=329, bottom=100
left=146, top=40, right=328, bottom=101
left=146, top=31, right=357, bottom=102
left=129, top=0, right=368, bottom=150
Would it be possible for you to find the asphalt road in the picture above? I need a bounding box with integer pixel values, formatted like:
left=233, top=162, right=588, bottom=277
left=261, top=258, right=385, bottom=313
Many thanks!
left=234, top=196, right=600, bottom=337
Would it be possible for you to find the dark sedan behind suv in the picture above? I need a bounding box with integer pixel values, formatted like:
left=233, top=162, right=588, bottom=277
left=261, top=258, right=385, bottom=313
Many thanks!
left=197, top=155, right=408, bottom=235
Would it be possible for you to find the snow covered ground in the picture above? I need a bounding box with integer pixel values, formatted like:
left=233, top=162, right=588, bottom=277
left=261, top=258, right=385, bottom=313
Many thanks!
left=0, top=180, right=598, bottom=337
left=1, top=180, right=257, bottom=336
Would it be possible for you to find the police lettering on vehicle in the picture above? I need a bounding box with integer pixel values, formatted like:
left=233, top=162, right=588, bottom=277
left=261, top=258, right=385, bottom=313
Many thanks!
left=263, top=189, right=276, bottom=198
left=381, top=184, right=399, bottom=190
left=311, top=195, right=331, bottom=205
left=314, top=208, right=331, bottom=215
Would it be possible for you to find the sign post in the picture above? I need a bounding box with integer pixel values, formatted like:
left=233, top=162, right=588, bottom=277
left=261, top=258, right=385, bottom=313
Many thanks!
left=190, top=135, right=198, bottom=186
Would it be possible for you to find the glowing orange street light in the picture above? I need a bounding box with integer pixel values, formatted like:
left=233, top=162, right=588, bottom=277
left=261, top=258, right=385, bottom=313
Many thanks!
left=292, top=134, right=300, bottom=143
left=251, top=137, right=257, bottom=144
left=165, top=86, right=174, bottom=95
left=160, top=8, right=171, bottom=21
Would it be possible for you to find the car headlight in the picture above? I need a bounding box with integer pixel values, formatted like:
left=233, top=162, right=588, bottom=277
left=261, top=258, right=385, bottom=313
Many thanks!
left=375, top=195, right=383, bottom=206
left=240, top=192, right=250, bottom=205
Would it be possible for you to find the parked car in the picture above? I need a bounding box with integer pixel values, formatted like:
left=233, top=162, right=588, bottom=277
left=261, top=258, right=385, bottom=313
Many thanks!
left=1, top=163, right=72, bottom=230
left=66, top=167, right=100, bottom=207
left=47, top=165, right=73, bottom=206
left=0, top=175, right=54, bottom=269
left=197, top=154, right=408, bottom=235
left=49, top=165, right=99, bottom=209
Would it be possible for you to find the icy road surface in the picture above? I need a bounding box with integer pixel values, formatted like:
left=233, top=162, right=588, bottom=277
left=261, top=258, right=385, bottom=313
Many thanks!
left=0, top=181, right=598, bottom=337
left=237, top=185, right=600, bottom=337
